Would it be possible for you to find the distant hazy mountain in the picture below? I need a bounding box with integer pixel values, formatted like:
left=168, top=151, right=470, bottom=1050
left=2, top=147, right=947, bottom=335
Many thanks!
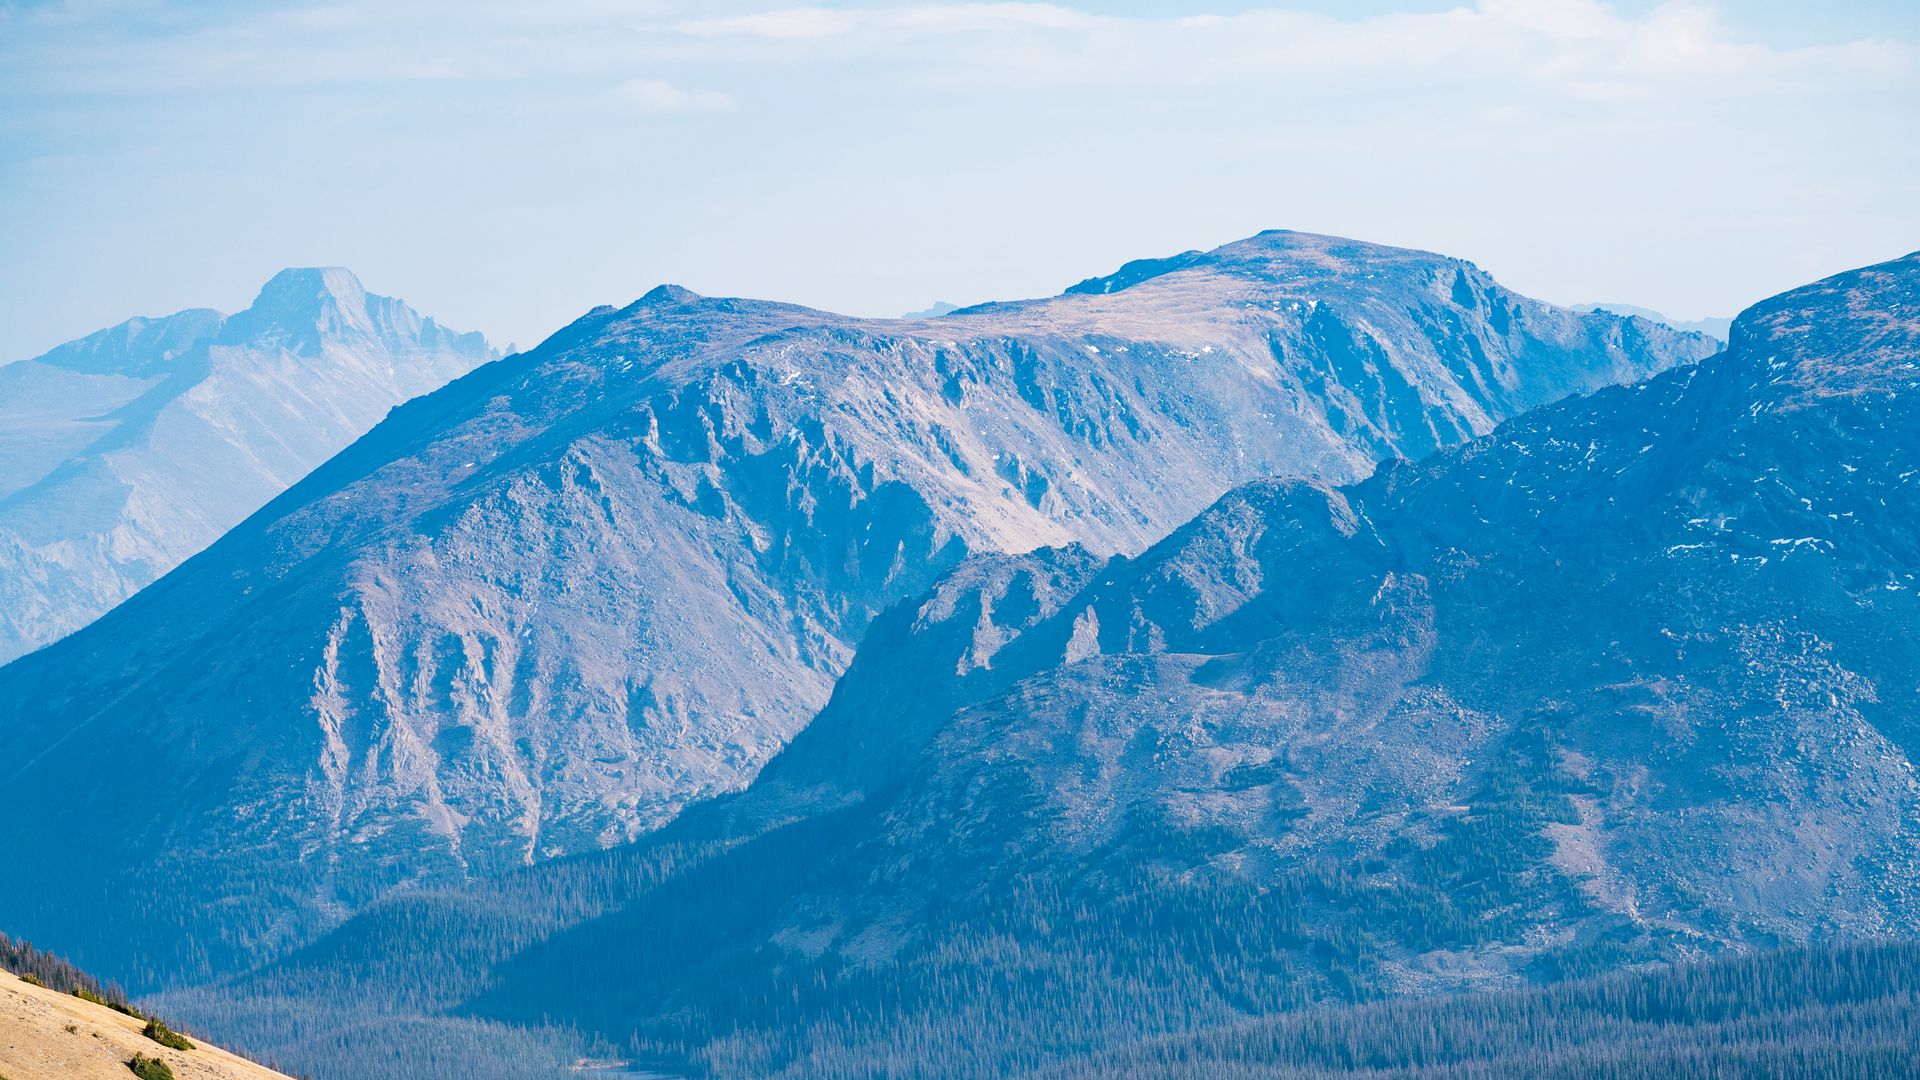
left=0, top=231, right=1711, bottom=988
left=0, top=269, right=494, bottom=663
left=186, top=249, right=1920, bottom=1079
left=900, top=300, right=959, bottom=319
left=1575, top=301, right=1732, bottom=341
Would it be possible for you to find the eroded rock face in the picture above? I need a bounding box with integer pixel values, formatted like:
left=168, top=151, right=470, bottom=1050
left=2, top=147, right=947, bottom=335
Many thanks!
left=747, top=252, right=1920, bottom=1013
left=0, top=231, right=1710, bottom=984
left=0, top=269, right=494, bottom=665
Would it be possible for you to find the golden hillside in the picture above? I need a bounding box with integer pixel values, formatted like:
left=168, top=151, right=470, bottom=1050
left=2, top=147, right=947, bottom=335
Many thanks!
left=0, top=970, right=290, bottom=1080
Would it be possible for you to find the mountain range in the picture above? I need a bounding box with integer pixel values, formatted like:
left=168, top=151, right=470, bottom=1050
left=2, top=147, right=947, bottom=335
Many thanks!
left=0, top=268, right=494, bottom=664
left=0, top=231, right=1714, bottom=992
left=147, top=247, right=1920, bottom=1079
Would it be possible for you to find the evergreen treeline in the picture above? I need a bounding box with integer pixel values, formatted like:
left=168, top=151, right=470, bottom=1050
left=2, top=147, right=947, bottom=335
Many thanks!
left=1046, top=940, right=1920, bottom=1080
left=170, top=929, right=1920, bottom=1079
left=133, top=710, right=1920, bottom=1079
left=0, top=928, right=288, bottom=1073
left=0, top=928, right=135, bottom=1009
left=152, top=665, right=1920, bottom=1080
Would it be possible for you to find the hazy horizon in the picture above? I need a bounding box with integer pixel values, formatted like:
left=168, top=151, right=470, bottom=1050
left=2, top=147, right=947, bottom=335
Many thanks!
left=4, top=0, right=1917, bottom=360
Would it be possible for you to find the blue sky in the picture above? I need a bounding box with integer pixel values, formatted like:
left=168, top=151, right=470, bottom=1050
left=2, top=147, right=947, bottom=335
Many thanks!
left=2, top=1, right=1916, bottom=359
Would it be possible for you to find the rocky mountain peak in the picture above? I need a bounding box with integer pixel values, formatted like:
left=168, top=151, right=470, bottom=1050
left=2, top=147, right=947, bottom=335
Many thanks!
left=226, top=266, right=370, bottom=345
left=633, top=283, right=704, bottom=308
left=256, top=265, right=368, bottom=309
left=216, top=267, right=487, bottom=360
left=1063, top=228, right=1473, bottom=298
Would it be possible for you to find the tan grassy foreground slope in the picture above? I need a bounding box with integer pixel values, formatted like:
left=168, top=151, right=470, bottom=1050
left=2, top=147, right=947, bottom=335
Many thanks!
left=0, top=970, right=289, bottom=1080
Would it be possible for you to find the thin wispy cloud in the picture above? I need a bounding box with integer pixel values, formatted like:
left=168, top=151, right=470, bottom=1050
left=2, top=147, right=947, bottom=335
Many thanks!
left=11, top=1, right=1906, bottom=96
left=677, top=6, right=867, bottom=39
left=613, top=77, right=735, bottom=113
left=671, top=1, right=1909, bottom=92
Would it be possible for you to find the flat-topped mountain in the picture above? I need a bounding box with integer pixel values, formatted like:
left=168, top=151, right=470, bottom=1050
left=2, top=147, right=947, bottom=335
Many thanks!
left=194, top=249, right=1920, bottom=1079
left=0, top=269, right=494, bottom=664
left=0, top=231, right=1712, bottom=988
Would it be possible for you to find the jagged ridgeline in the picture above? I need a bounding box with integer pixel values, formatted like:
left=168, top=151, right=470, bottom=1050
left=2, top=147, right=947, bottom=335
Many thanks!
left=0, top=231, right=1713, bottom=989
left=155, top=251, right=1920, bottom=1078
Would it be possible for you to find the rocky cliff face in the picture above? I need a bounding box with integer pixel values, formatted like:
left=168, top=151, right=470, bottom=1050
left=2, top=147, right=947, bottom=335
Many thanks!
left=0, top=231, right=1710, bottom=985
left=0, top=269, right=494, bottom=664
left=316, top=251, right=1920, bottom=1078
